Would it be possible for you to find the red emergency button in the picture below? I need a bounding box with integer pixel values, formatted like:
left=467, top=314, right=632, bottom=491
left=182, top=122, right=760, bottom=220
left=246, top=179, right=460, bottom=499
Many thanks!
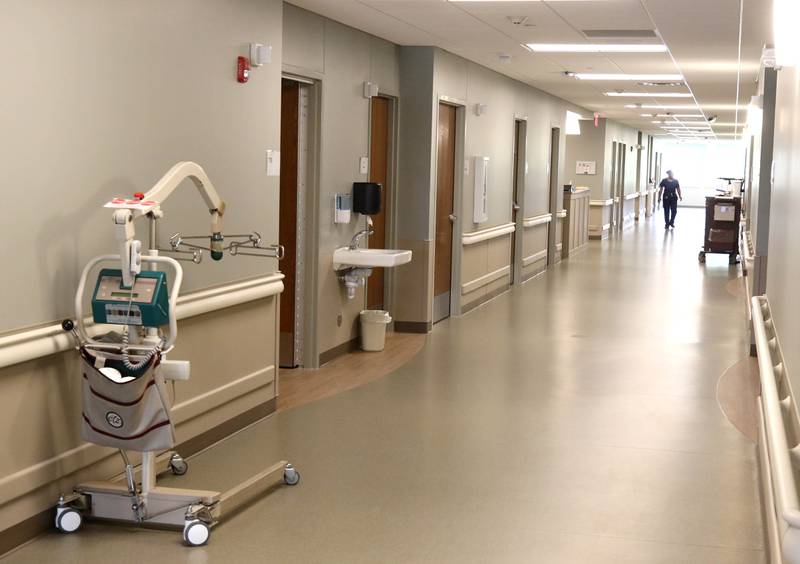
left=133, top=192, right=145, bottom=200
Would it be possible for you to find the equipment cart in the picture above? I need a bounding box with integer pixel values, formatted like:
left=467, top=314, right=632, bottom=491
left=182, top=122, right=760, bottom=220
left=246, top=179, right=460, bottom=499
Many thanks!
left=698, top=195, right=742, bottom=265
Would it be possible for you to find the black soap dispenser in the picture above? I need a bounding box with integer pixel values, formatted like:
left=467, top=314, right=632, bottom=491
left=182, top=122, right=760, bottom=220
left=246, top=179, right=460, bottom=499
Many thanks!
left=352, top=182, right=382, bottom=215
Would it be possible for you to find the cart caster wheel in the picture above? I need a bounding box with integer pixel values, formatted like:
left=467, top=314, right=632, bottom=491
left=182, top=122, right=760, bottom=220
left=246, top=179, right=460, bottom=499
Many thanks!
left=283, top=464, right=300, bottom=486
left=698, top=251, right=706, bottom=264
left=169, top=453, right=189, bottom=476
left=183, top=519, right=210, bottom=547
left=729, top=255, right=738, bottom=265
left=55, top=507, right=83, bottom=534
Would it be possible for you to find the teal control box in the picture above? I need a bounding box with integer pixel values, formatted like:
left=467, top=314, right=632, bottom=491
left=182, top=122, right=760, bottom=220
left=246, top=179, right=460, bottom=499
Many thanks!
left=91, top=269, right=170, bottom=327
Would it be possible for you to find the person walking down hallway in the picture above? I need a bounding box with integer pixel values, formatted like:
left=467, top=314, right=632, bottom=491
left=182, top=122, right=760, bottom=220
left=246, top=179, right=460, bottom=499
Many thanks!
left=658, top=170, right=683, bottom=229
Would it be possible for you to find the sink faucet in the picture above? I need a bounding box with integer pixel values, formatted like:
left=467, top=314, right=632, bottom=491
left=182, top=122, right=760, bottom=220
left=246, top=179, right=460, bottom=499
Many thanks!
left=349, top=217, right=374, bottom=250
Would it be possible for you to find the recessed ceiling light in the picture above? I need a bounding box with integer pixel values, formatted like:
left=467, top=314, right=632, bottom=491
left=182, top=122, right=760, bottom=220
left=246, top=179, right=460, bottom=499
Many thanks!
left=605, top=92, right=692, bottom=98
left=640, top=113, right=654, bottom=117
left=573, top=73, right=682, bottom=81
left=525, top=43, right=668, bottom=53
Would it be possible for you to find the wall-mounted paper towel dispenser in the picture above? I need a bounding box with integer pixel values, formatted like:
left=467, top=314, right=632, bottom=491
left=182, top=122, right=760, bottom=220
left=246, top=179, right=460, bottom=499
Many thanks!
left=352, top=182, right=381, bottom=215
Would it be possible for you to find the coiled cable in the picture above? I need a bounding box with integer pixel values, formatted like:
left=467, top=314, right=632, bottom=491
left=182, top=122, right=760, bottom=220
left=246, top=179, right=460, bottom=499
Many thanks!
left=121, top=280, right=162, bottom=373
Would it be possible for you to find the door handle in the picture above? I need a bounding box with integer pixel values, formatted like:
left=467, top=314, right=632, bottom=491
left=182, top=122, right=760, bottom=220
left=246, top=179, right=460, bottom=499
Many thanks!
left=449, top=214, right=457, bottom=222
left=512, top=203, right=520, bottom=211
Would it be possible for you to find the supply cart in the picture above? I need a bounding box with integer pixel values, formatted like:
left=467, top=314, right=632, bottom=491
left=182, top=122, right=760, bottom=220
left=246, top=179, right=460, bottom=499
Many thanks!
left=698, top=195, right=741, bottom=265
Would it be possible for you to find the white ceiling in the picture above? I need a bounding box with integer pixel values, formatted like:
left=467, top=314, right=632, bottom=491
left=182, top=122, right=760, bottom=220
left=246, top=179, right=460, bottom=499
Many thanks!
left=287, top=0, right=772, bottom=140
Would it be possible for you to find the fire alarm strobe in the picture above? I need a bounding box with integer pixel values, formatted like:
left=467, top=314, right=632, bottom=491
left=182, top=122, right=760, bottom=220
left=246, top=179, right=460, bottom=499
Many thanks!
left=237, top=56, right=250, bottom=83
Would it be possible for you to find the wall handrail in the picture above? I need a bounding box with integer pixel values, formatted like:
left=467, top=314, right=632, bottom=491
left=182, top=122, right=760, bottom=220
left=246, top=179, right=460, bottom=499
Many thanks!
left=522, top=213, right=552, bottom=228
left=590, top=199, right=613, bottom=207
left=742, top=229, right=755, bottom=265
left=462, top=222, right=515, bottom=245
left=0, top=273, right=285, bottom=370
left=752, top=295, right=800, bottom=564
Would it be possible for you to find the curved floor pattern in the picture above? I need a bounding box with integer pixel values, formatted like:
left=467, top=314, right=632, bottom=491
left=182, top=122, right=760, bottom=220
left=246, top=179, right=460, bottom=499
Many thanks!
left=278, top=332, right=427, bottom=412
left=3, top=209, right=764, bottom=564
left=716, top=357, right=760, bottom=442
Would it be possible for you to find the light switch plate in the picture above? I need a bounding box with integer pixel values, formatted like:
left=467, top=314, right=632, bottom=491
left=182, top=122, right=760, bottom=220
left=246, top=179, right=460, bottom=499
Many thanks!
left=359, top=156, right=369, bottom=174
left=266, top=150, right=280, bottom=176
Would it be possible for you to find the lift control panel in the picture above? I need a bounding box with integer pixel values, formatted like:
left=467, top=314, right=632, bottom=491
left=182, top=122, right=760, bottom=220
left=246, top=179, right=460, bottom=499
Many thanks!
left=91, top=269, right=170, bottom=327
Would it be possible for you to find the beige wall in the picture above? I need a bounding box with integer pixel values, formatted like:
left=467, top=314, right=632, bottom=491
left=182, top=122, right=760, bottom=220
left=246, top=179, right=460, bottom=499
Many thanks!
left=425, top=49, right=589, bottom=310
left=564, top=119, right=607, bottom=195
left=766, top=62, right=800, bottom=394
left=0, top=0, right=285, bottom=333
left=0, top=0, right=285, bottom=538
left=282, top=4, right=401, bottom=357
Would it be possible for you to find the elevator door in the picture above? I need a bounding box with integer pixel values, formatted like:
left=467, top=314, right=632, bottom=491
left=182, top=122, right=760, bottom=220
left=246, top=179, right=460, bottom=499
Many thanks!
left=434, top=103, right=457, bottom=323
left=367, top=96, right=391, bottom=310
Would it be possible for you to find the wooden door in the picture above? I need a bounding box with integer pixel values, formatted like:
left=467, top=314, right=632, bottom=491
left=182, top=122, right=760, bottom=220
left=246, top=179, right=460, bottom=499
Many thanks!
left=279, top=79, right=299, bottom=368
left=367, top=96, right=391, bottom=310
left=434, top=103, right=457, bottom=323
left=511, top=120, right=523, bottom=283
left=547, top=127, right=560, bottom=265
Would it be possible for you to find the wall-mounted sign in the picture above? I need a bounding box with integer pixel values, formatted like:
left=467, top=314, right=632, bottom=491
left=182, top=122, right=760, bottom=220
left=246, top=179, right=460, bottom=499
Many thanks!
left=576, top=160, right=597, bottom=175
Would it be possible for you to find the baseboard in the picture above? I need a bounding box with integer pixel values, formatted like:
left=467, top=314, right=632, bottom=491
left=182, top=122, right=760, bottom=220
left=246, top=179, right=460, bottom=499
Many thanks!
left=393, top=321, right=432, bottom=334
left=319, top=338, right=359, bottom=366
left=461, top=285, right=510, bottom=314
left=0, top=397, right=277, bottom=558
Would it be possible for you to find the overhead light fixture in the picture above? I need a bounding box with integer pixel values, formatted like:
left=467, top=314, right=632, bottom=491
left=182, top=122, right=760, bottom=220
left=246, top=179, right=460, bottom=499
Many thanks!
left=774, top=0, right=799, bottom=67
left=637, top=104, right=702, bottom=109
left=638, top=81, right=684, bottom=87
left=655, top=113, right=702, bottom=118
left=640, top=113, right=654, bottom=117
left=605, top=92, right=692, bottom=98
left=573, top=73, right=682, bottom=81
left=524, top=43, right=668, bottom=53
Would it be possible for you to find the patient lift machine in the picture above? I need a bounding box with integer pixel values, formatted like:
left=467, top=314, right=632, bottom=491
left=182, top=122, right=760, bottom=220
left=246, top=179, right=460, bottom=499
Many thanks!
left=55, top=162, right=297, bottom=546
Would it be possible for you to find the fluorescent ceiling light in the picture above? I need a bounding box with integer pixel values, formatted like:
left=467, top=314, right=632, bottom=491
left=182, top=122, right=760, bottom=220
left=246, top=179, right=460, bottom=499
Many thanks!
left=574, top=73, right=682, bottom=81
left=638, top=105, right=701, bottom=109
left=774, top=0, right=799, bottom=67
left=656, top=113, right=702, bottom=117
left=605, top=92, right=692, bottom=98
left=525, top=43, right=667, bottom=53
left=640, top=113, right=654, bottom=117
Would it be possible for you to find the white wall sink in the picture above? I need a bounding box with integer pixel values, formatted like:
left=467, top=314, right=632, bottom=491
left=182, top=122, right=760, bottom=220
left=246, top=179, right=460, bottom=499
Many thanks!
left=333, top=248, right=412, bottom=270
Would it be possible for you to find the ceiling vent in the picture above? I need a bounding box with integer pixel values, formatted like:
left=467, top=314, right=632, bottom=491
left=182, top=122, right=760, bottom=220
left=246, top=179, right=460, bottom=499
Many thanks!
left=582, top=29, right=658, bottom=39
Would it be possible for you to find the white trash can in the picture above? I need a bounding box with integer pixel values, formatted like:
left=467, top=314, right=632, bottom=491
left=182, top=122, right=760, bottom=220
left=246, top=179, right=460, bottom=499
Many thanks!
left=360, top=310, right=392, bottom=352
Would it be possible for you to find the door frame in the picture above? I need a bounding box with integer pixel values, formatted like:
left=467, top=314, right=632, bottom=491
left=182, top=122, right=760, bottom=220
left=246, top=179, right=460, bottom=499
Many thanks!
left=511, top=117, right=527, bottom=285
left=366, top=93, right=400, bottom=315
left=281, top=72, right=322, bottom=369
left=434, top=95, right=466, bottom=319
left=546, top=125, right=561, bottom=266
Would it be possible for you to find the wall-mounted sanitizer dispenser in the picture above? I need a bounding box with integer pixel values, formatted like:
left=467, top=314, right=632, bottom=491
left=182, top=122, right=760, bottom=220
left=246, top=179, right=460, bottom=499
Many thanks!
left=334, top=193, right=352, bottom=224
left=352, top=182, right=381, bottom=215
left=473, top=156, right=489, bottom=224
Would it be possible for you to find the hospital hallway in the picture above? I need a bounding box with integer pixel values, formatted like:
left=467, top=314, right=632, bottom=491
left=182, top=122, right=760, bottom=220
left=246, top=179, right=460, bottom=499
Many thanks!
left=3, top=208, right=763, bottom=564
